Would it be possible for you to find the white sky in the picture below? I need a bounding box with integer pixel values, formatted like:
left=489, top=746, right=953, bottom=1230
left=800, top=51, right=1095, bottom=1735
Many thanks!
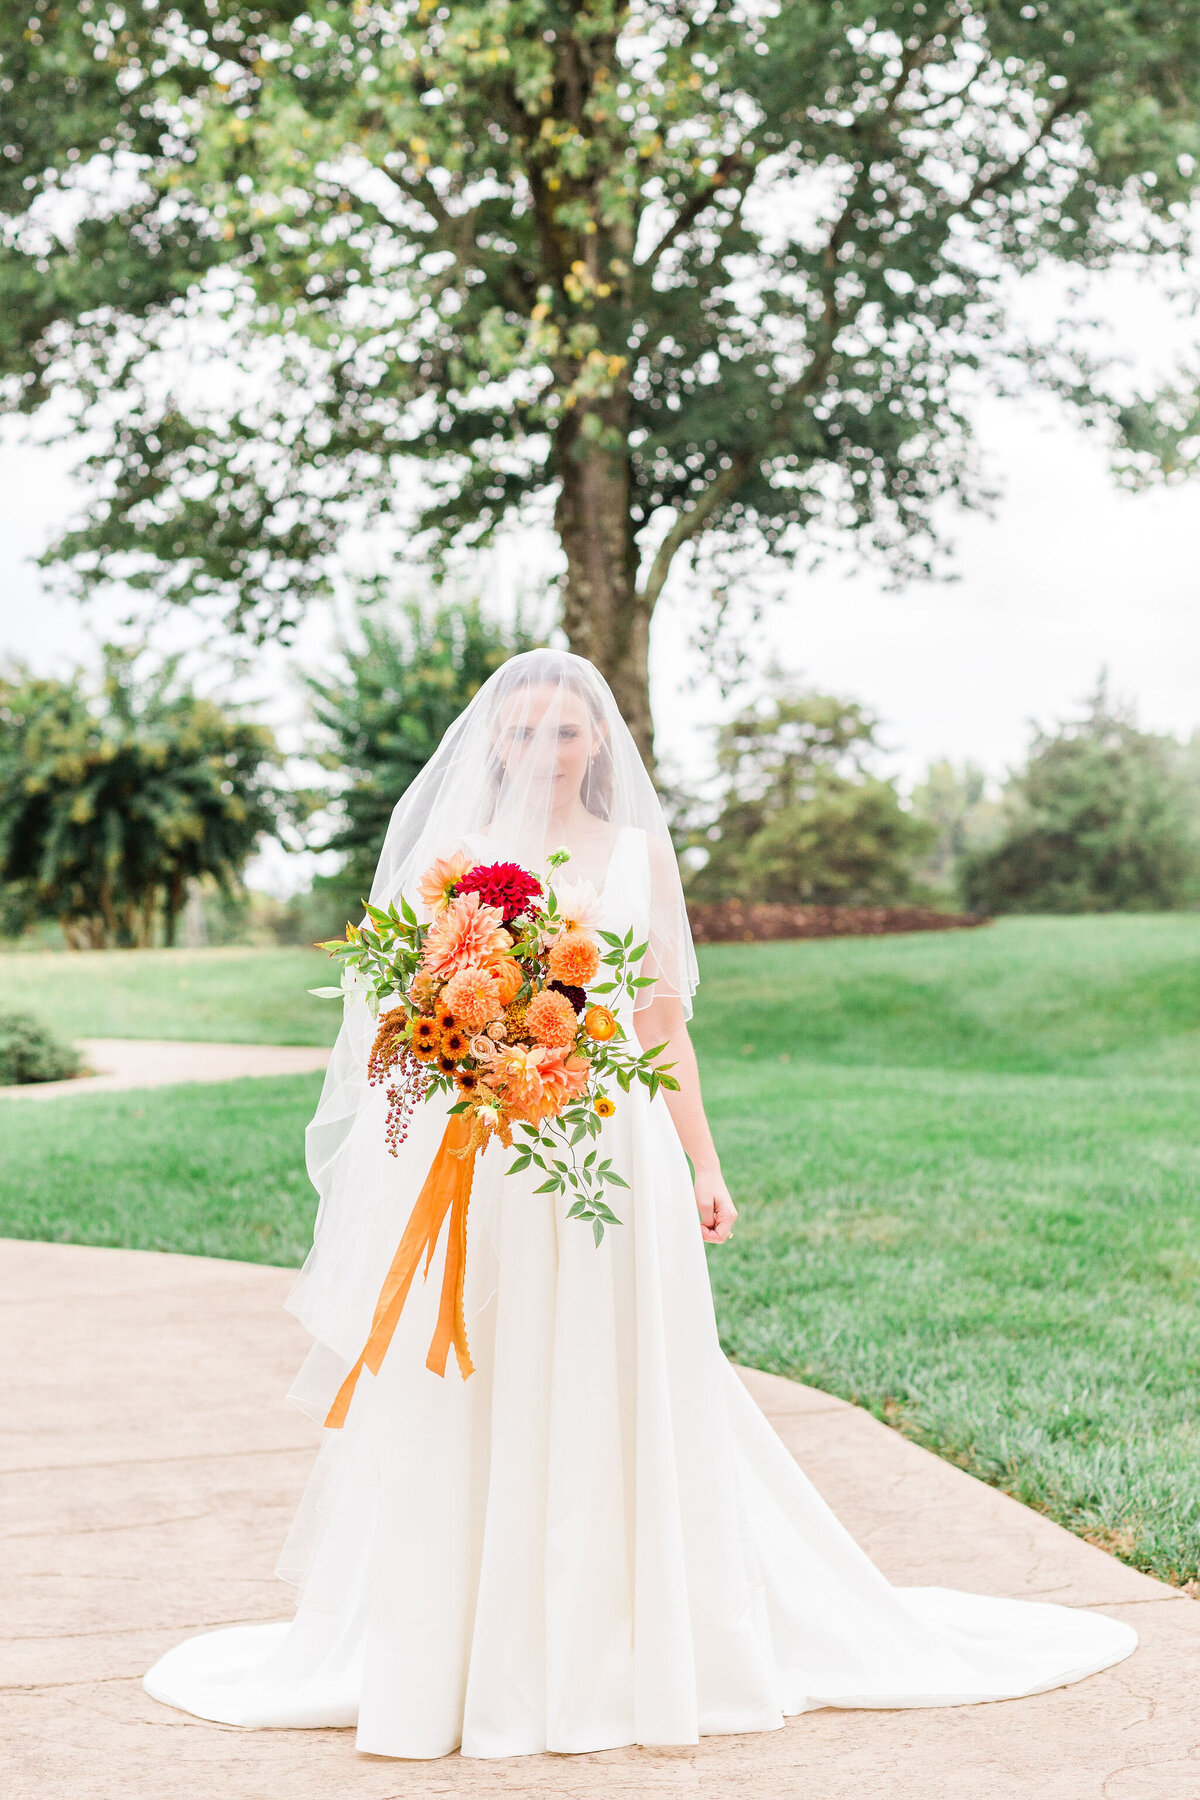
left=2, top=272, right=1197, bottom=893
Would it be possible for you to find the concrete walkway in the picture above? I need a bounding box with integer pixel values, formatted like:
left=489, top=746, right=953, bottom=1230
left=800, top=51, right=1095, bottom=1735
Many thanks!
left=0, top=1038, right=331, bottom=1100
left=2, top=1237, right=1197, bottom=1800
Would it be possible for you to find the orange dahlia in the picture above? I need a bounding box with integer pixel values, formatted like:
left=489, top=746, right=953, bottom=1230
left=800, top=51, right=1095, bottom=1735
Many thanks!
left=525, top=987, right=579, bottom=1049
left=547, top=928, right=601, bottom=988
left=423, top=892, right=511, bottom=979
left=531, top=1049, right=590, bottom=1120
left=442, top=964, right=503, bottom=1032
left=417, top=849, right=476, bottom=916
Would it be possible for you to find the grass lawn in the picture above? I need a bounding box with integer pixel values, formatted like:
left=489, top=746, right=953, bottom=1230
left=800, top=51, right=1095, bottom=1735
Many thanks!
left=2, top=914, right=1199, bottom=1584
left=0, top=944, right=338, bottom=1046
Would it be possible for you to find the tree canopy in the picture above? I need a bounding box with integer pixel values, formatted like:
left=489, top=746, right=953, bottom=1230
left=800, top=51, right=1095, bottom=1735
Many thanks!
left=683, top=685, right=936, bottom=903
left=2, top=1, right=1199, bottom=753
left=962, top=685, right=1200, bottom=913
left=0, top=650, right=288, bottom=946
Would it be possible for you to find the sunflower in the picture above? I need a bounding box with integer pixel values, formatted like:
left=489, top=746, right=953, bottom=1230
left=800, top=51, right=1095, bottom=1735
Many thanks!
left=410, top=1016, right=440, bottom=1062
left=455, top=1067, right=481, bottom=1095
left=436, top=1053, right=458, bottom=1076
left=435, top=1002, right=456, bottom=1033
left=593, top=1095, right=616, bottom=1118
left=440, top=1026, right=469, bottom=1062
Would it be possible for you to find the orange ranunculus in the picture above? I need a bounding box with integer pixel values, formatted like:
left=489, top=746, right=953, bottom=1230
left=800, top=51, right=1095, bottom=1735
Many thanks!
left=489, top=954, right=524, bottom=1007
left=583, top=1004, right=618, bottom=1042
left=547, top=928, right=601, bottom=988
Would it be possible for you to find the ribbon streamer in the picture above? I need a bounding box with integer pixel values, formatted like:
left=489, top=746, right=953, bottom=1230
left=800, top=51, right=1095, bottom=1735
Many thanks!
left=324, top=1112, right=477, bottom=1429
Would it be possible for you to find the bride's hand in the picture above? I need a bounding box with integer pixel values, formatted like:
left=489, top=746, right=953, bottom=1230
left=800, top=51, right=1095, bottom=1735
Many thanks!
left=695, top=1173, right=737, bottom=1244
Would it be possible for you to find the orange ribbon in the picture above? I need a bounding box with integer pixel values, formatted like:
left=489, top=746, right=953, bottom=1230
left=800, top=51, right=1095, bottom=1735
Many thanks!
left=324, top=1112, right=478, bottom=1429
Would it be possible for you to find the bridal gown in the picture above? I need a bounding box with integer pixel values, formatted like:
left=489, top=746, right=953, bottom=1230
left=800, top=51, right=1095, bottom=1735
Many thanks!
left=144, top=825, right=1136, bottom=1758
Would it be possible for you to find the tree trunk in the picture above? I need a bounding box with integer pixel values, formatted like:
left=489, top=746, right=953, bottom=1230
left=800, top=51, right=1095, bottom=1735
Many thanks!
left=163, top=873, right=185, bottom=949
left=554, top=405, right=654, bottom=773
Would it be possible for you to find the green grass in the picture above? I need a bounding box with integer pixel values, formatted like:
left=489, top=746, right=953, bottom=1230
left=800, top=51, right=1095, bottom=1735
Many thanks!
left=0, top=945, right=339, bottom=1046
left=1, top=915, right=1199, bottom=1585
left=0, top=1074, right=326, bottom=1266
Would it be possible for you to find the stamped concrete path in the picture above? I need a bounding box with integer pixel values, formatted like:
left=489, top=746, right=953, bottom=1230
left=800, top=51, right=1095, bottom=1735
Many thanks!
left=3, top=1237, right=1198, bottom=1800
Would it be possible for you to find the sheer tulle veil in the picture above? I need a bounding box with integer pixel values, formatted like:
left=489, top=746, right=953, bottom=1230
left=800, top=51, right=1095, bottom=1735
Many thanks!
left=283, top=649, right=698, bottom=1425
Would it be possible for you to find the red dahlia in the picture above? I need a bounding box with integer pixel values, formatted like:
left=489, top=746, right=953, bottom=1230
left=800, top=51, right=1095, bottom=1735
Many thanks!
left=455, top=861, right=543, bottom=924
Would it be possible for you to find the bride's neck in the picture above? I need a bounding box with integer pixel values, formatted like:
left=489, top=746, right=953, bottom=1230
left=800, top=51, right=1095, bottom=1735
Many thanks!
left=547, top=795, right=595, bottom=837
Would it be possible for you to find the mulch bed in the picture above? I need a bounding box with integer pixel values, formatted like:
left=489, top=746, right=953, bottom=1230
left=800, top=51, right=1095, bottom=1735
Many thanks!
left=685, top=900, right=991, bottom=944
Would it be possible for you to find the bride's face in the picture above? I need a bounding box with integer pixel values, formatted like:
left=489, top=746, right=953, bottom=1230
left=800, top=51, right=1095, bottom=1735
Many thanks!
left=494, top=685, right=601, bottom=801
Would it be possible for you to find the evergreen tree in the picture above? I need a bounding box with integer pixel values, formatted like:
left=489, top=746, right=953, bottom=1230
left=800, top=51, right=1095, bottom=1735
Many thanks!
left=685, top=686, right=935, bottom=905
left=963, top=686, right=1200, bottom=914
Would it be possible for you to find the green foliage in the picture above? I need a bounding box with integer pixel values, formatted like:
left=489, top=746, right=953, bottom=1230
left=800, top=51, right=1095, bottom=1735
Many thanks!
left=0, top=0, right=1197, bottom=665
left=686, top=687, right=935, bottom=904
left=963, top=686, right=1200, bottom=914
left=0, top=650, right=289, bottom=947
left=310, top=597, right=538, bottom=897
left=909, top=759, right=1005, bottom=900
left=0, top=1009, right=81, bottom=1084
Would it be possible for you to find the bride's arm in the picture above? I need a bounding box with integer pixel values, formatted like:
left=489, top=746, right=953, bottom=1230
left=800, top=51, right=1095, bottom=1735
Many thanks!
left=632, top=993, right=738, bottom=1245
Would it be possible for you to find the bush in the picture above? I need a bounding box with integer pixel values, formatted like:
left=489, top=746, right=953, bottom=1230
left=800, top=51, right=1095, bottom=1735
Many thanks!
left=0, top=1011, right=83, bottom=1085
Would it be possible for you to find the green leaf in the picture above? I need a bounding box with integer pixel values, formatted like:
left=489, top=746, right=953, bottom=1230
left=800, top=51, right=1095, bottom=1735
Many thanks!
left=533, top=1177, right=560, bottom=1194
left=602, top=1170, right=630, bottom=1188
left=592, top=1218, right=606, bottom=1247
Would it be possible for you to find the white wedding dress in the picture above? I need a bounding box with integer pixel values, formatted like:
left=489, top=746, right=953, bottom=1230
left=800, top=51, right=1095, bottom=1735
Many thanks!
left=144, top=826, right=1136, bottom=1758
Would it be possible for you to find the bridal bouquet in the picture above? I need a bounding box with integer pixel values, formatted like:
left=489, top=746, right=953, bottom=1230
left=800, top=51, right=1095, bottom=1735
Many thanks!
left=310, top=848, right=679, bottom=1414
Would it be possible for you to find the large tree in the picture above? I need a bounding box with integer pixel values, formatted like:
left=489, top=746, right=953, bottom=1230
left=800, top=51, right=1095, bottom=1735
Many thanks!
left=2, top=1, right=1198, bottom=759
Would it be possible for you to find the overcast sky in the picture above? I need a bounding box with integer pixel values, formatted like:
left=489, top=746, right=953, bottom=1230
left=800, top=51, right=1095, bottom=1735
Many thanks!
left=2, top=271, right=1197, bottom=892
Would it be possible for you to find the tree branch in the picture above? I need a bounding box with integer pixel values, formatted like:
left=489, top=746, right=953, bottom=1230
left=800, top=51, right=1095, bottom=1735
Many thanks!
left=639, top=151, right=750, bottom=276
left=635, top=452, right=751, bottom=610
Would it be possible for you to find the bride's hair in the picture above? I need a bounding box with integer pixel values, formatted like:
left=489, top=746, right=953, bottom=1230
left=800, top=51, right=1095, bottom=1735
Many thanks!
left=483, top=649, right=615, bottom=821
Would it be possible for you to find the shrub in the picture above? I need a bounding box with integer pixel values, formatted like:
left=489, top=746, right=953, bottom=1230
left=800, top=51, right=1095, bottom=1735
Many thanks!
left=0, top=1012, right=83, bottom=1085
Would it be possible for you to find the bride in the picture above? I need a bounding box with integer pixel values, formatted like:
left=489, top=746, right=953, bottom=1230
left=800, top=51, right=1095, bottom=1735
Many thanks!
left=144, top=648, right=1135, bottom=1758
